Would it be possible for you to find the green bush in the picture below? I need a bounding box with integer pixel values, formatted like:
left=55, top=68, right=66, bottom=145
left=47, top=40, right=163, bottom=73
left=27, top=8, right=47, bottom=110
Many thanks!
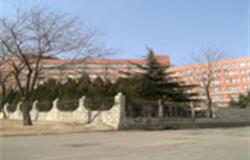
left=229, top=91, right=250, bottom=108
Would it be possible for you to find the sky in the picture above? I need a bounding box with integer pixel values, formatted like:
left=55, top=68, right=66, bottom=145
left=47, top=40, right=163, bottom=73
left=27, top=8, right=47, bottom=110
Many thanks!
left=1, top=0, right=249, bottom=65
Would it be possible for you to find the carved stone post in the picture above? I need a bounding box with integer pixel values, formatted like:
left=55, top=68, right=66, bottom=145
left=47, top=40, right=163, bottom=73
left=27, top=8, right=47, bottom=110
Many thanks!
left=51, top=98, right=59, bottom=112
left=76, top=96, right=89, bottom=124
left=190, top=102, right=195, bottom=118
left=158, top=99, right=164, bottom=118
left=3, top=103, right=9, bottom=118
left=15, top=102, right=23, bottom=120
left=77, top=96, right=86, bottom=112
left=46, top=98, right=59, bottom=121
left=31, top=100, right=38, bottom=121
left=115, top=92, right=126, bottom=117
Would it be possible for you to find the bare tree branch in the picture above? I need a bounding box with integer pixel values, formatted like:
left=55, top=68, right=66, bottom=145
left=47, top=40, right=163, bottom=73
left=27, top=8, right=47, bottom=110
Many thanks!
left=192, top=48, right=224, bottom=118
left=0, top=6, right=112, bottom=125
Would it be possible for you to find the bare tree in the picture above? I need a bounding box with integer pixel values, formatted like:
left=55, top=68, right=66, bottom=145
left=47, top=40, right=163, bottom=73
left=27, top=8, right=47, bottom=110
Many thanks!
left=0, top=48, right=15, bottom=111
left=192, top=49, right=224, bottom=118
left=0, top=6, right=110, bottom=125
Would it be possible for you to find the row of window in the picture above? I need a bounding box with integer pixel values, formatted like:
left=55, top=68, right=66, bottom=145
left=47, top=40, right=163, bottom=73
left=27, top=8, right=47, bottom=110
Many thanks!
left=223, top=61, right=250, bottom=68
left=212, top=91, right=249, bottom=102
left=197, top=85, right=249, bottom=95
left=212, top=85, right=250, bottom=93
left=182, top=76, right=250, bottom=86
left=181, top=68, right=250, bottom=79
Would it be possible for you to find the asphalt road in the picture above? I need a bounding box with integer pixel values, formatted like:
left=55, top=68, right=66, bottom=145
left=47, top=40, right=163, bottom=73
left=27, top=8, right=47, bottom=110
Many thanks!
left=1, top=127, right=250, bottom=160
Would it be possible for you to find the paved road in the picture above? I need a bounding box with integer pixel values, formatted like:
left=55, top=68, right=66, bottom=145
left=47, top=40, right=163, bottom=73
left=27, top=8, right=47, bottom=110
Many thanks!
left=1, top=127, right=250, bottom=160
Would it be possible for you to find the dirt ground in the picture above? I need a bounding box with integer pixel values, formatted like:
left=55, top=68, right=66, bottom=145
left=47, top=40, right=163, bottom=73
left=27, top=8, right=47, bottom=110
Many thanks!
left=2, top=126, right=249, bottom=160
left=0, top=119, right=112, bottom=136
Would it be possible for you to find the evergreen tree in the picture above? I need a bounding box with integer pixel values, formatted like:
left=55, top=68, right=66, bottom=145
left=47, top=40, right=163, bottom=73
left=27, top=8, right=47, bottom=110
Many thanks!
left=86, top=77, right=114, bottom=110
left=134, top=48, right=196, bottom=102
left=60, top=78, right=78, bottom=99
left=114, top=77, right=142, bottom=117
left=31, top=79, right=59, bottom=101
left=77, top=73, right=91, bottom=96
left=103, top=79, right=116, bottom=97
left=87, top=77, right=105, bottom=97
left=126, top=48, right=198, bottom=117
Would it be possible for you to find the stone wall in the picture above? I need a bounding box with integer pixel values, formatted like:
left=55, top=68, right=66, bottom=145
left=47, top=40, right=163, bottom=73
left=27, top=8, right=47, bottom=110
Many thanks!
left=1, top=93, right=249, bottom=130
left=215, top=107, right=250, bottom=122
left=122, top=107, right=250, bottom=130
left=1, top=93, right=126, bottom=129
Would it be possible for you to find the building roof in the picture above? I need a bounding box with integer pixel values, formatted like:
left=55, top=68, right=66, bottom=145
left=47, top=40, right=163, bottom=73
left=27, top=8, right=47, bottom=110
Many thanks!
left=41, top=55, right=170, bottom=65
left=169, top=57, right=250, bottom=71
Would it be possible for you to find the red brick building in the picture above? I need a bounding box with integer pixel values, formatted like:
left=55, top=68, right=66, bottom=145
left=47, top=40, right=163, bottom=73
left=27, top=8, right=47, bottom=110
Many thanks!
left=1, top=55, right=249, bottom=107
left=38, top=55, right=170, bottom=82
left=169, top=57, right=250, bottom=107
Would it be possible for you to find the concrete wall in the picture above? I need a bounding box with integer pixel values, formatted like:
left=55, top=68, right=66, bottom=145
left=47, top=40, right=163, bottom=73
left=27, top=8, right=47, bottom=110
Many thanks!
left=1, top=93, right=126, bottom=129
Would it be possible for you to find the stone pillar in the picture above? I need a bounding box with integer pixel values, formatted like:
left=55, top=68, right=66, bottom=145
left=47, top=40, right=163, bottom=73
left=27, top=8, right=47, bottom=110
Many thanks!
left=115, top=92, right=126, bottom=117
left=74, top=96, right=89, bottom=124
left=115, top=92, right=126, bottom=128
left=158, top=106, right=163, bottom=118
left=0, top=103, right=8, bottom=119
left=77, top=96, right=87, bottom=112
left=16, top=102, right=22, bottom=111
left=0, top=112, right=3, bottom=119
left=14, top=102, right=23, bottom=120
left=30, top=100, right=38, bottom=121
left=101, top=92, right=126, bottom=129
left=190, top=102, right=195, bottom=118
left=158, top=99, right=164, bottom=118
left=46, top=98, right=59, bottom=121
left=3, top=103, right=9, bottom=118
left=51, top=98, right=59, bottom=112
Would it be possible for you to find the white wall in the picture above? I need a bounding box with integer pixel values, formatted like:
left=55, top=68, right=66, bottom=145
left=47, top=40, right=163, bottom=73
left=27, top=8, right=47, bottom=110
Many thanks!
left=1, top=93, right=126, bottom=129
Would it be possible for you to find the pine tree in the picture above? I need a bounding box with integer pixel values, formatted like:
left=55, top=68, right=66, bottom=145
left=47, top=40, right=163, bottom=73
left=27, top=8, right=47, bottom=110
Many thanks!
left=77, top=73, right=91, bottom=96
left=134, top=48, right=196, bottom=101
left=130, top=48, right=198, bottom=117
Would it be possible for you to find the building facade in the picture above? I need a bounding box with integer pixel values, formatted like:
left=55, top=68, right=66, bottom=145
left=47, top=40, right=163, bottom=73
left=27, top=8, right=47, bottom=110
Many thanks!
left=169, top=57, right=250, bottom=107
left=39, top=55, right=170, bottom=82
left=1, top=55, right=249, bottom=107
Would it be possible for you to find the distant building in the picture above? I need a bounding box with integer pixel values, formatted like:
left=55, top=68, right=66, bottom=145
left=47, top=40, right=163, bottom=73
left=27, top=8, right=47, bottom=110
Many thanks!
left=169, top=57, right=250, bottom=107
left=1, top=54, right=249, bottom=107
left=39, top=55, right=170, bottom=82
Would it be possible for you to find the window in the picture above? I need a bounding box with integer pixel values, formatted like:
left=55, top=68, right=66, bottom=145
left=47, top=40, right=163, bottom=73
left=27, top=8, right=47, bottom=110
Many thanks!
left=228, top=71, right=237, bottom=76
left=228, top=86, right=240, bottom=91
left=213, top=87, right=221, bottom=93
left=240, top=62, right=247, bottom=67
left=230, top=94, right=239, bottom=101
left=231, top=78, right=238, bottom=83
left=225, top=78, right=239, bottom=83
left=213, top=95, right=223, bottom=101
left=213, top=80, right=220, bottom=85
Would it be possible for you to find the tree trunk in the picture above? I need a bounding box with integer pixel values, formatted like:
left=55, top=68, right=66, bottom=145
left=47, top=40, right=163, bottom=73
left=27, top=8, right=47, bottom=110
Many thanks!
left=207, top=97, right=213, bottom=118
left=205, top=84, right=213, bottom=118
left=22, top=100, right=32, bottom=126
left=0, top=85, right=7, bottom=112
